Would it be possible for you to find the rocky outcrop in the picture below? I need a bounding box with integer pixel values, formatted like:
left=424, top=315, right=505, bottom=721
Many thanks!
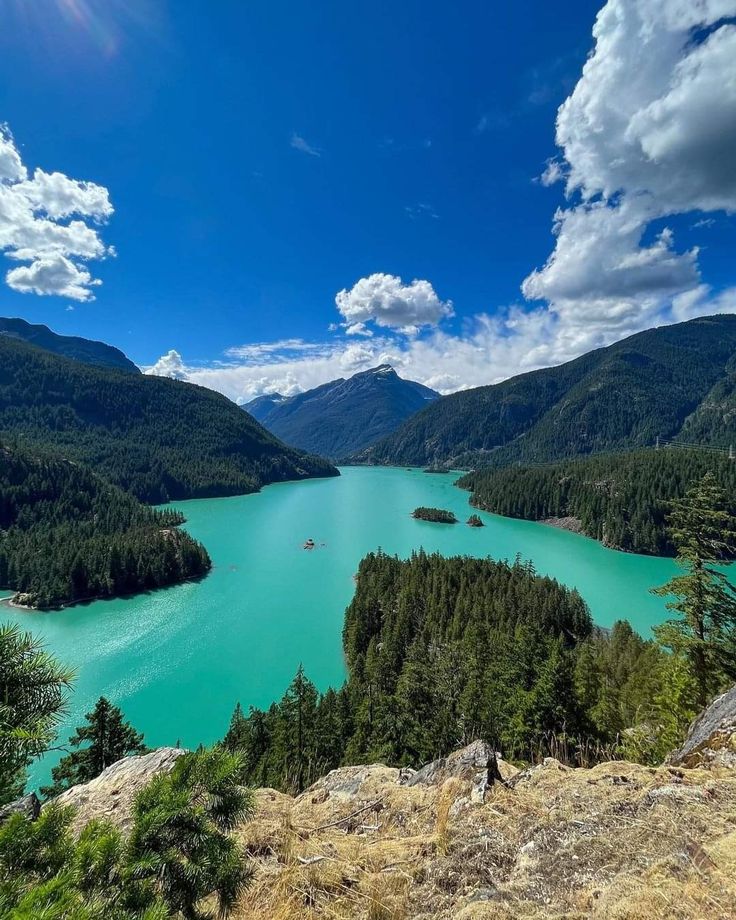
left=33, top=736, right=736, bottom=919
left=237, top=746, right=736, bottom=920
left=50, top=747, right=186, bottom=835
left=0, top=793, right=40, bottom=824
left=404, top=740, right=517, bottom=787
left=670, top=684, right=736, bottom=768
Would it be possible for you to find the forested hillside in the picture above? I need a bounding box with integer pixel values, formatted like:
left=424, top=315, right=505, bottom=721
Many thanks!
left=458, top=448, right=736, bottom=555
left=0, top=316, right=140, bottom=373
left=356, top=315, right=736, bottom=468
left=0, top=337, right=338, bottom=503
left=244, top=365, right=439, bottom=459
left=224, top=551, right=669, bottom=792
left=0, top=444, right=210, bottom=608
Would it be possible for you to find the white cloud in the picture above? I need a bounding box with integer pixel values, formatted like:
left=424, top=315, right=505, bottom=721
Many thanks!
left=520, top=0, right=736, bottom=354
left=146, top=349, right=188, bottom=380
left=0, top=126, right=113, bottom=301
left=335, top=273, right=454, bottom=334
left=149, top=0, right=736, bottom=407
left=290, top=133, right=321, bottom=157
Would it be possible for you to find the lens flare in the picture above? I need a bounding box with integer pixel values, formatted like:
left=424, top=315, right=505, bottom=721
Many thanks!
left=4, top=0, right=161, bottom=59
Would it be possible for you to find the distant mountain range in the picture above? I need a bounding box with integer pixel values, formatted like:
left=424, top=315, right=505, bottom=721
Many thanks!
left=354, top=314, right=736, bottom=468
left=244, top=365, right=439, bottom=460
left=0, top=335, right=337, bottom=503
left=0, top=316, right=140, bottom=374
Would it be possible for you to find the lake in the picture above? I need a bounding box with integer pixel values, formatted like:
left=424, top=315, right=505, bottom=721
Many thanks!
left=4, top=466, right=680, bottom=788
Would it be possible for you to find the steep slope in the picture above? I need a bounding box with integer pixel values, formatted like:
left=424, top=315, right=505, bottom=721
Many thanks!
left=458, top=448, right=736, bottom=555
left=0, top=337, right=338, bottom=503
left=244, top=365, right=439, bottom=459
left=357, top=315, right=736, bottom=468
left=0, top=316, right=140, bottom=374
left=245, top=393, right=287, bottom=421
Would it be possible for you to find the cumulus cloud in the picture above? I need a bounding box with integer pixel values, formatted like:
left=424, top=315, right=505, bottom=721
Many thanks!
left=149, top=0, right=736, bottom=405
left=521, top=0, right=736, bottom=351
left=335, top=273, right=454, bottom=334
left=146, top=349, right=188, bottom=380
left=0, top=126, right=113, bottom=300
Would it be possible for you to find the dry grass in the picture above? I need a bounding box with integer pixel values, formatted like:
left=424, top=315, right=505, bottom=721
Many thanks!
left=232, top=759, right=736, bottom=920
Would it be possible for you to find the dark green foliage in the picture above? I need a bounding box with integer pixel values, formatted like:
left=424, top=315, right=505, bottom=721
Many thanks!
left=459, top=448, right=736, bottom=555
left=128, top=749, right=255, bottom=919
left=0, top=749, right=254, bottom=920
left=41, top=698, right=148, bottom=799
left=0, top=316, right=140, bottom=374
left=226, top=552, right=610, bottom=789
left=652, top=473, right=736, bottom=706
left=358, top=315, right=736, bottom=468
left=466, top=514, right=484, bottom=527
left=411, top=507, right=457, bottom=523
left=0, top=336, right=337, bottom=504
left=0, top=444, right=211, bottom=608
left=0, top=625, right=74, bottom=806
left=245, top=365, right=439, bottom=460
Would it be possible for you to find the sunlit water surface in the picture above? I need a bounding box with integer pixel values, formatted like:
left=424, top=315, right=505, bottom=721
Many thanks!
left=3, top=467, right=680, bottom=788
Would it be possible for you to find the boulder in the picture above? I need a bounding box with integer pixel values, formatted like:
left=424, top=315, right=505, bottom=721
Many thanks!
left=669, top=685, right=736, bottom=769
left=0, top=792, right=40, bottom=824
left=49, top=746, right=186, bottom=835
left=404, top=740, right=517, bottom=787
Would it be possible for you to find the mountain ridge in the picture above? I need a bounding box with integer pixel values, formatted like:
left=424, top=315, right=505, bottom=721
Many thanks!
left=0, top=316, right=140, bottom=374
left=354, top=314, right=736, bottom=468
left=244, top=364, right=439, bottom=459
left=0, top=335, right=338, bottom=503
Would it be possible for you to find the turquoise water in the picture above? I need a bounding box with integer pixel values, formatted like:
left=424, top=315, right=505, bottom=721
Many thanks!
left=4, top=466, right=680, bottom=788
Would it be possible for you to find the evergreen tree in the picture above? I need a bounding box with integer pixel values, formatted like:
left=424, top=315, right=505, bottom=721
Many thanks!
left=0, top=624, right=74, bottom=805
left=41, top=697, right=147, bottom=799
left=128, top=748, right=254, bottom=919
left=652, top=473, right=736, bottom=706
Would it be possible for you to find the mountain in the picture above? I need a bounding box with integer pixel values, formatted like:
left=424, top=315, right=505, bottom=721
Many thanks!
left=244, top=393, right=287, bottom=419
left=244, top=365, right=439, bottom=459
left=0, top=336, right=338, bottom=503
left=356, top=314, right=736, bottom=468
left=0, top=317, right=140, bottom=374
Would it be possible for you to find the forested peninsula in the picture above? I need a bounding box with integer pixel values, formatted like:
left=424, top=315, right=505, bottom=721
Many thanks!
left=0, top=444, right=211, bottom=608
left=458, top=448, right=736, bottom=556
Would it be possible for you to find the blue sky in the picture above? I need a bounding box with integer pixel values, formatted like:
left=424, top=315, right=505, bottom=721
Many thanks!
left=0, top=0, right=734, bottom=400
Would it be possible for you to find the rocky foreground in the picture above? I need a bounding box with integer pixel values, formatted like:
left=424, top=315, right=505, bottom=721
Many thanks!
left=51, top=689, right=736, bottom=920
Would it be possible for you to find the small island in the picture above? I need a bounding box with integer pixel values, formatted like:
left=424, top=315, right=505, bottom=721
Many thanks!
left=467, top=514, right=484, bottom=527
left=412, top=506, right=458, bottom=523
left=423, top=467, right=450, bottom=474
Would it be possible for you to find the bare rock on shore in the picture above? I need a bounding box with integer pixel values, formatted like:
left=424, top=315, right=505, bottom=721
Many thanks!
left=50, top=746, right=186, bottom=835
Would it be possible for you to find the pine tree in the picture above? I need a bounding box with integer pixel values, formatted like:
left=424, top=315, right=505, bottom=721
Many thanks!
left=128, top=748, right=254, bottom=919
left=41, top=696, right=147, bottom=798
left=652, top=473, right=736, bottom=706
left=0, top=624, right=74, bottom=805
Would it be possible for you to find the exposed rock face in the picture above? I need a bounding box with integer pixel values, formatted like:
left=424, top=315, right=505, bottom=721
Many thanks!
left=50, top=747, right=185, bottom=835
left=670, top=685, right=736, bottom=768
left=36, top=738, right=736, bottom=919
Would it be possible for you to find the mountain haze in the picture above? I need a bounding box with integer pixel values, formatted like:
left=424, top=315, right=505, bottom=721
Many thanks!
left=355, top=315, right=736, bottom=468
left=0, top=336, right=338, bottom=503
left=0, top=317, right=140, bottom=374
left=245, top=364, right=439, bottom=459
